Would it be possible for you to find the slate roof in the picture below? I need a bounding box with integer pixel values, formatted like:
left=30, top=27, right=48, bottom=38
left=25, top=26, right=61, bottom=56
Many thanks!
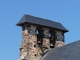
left=16, top=14, right=68, bottom=32
left=41, top=40, right=80, bottom=60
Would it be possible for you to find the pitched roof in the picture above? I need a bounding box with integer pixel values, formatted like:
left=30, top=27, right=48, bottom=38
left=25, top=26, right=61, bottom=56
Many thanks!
left=41, top=40, right=80, bottom=60
left=16, top=14, right=68, bottom=32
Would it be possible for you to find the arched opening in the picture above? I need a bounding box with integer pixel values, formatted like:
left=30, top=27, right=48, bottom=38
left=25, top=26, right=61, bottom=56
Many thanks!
left=49, top=30, right=56, bottom=49
left=36, top=27, right=43, bottom=47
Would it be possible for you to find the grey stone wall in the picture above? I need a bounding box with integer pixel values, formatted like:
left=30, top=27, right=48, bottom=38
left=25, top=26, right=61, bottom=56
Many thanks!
left=19, top=24, right=65, bottom=60
left=55, top=30, right=64, bottom=47
left=42, top=28, right=50, bottom=50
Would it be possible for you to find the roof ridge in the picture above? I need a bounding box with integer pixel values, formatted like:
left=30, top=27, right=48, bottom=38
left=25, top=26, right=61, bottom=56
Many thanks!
left=24, top=14, right=60, bottom=24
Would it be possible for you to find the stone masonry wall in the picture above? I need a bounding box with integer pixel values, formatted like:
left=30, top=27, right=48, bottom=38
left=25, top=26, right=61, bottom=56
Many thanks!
left=19, top=25, right=65, bottom=60
left=19, top=25, right=38, bottom=60
left=55, top=30, right=64, bottom=48
left=42, top=28, right=50, bottom=51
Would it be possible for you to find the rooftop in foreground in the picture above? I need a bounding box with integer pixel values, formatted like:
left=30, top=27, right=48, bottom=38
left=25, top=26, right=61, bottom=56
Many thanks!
left=41, top=40, right=80, bottom=60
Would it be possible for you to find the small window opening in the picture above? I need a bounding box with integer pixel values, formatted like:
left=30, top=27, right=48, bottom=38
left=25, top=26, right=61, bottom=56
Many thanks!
left=34, top=54, right=37, bottom=56
left=48, top=33, right=51, bottom=38
left=36, top=30, right=39, bottom=34
left=34, top=45, right=36, bottom=47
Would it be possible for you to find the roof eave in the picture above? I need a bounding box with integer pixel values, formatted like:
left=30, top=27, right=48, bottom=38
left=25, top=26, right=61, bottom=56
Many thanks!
left=16, top=22, right=69, bottom=33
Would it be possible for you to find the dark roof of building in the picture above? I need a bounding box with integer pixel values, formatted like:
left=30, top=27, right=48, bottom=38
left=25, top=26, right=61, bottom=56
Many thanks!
left=16, top=14, right=68, bottom=32
left=41, top=40, right=80, bottom=60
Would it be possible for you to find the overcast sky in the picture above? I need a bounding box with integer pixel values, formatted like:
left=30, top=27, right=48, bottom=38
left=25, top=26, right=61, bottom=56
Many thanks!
left=0, top=0, right=80, bottom=60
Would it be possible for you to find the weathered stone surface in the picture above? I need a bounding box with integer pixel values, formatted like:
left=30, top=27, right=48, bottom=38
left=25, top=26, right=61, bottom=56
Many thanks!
left=55, top=30, right=64, bottom=47
left=42, top=28, right=50, bottom=50
left=19, top=25, right=65, bottom=60
left=42, top=38, right=50, bottom=48
left=55, top=30, right=64, bottom=41
left=55, top=41, right=64, bottom=47
left=19, top=25, right=38, bottom=60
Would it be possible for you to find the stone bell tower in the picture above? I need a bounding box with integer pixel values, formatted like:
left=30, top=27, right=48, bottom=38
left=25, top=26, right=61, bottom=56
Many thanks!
left=16, top=14, right=68, bottom=60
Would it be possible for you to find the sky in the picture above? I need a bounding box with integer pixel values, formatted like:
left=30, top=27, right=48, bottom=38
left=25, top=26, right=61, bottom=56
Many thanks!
left=0, top=0, right=80, bottom=60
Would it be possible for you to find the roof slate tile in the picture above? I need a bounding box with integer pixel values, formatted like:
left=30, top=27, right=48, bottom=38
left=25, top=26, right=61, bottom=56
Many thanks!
left=16, top=14, right=68, bottom=32
left=41, top=40, right=80, bottom=60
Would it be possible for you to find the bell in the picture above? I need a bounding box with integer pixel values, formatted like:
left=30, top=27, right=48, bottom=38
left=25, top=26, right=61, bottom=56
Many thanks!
left=38, top=41, right=41, bottom=43
left=50, top=43, right=54, bottom=46
left=50, top=43, right=54, bottom=48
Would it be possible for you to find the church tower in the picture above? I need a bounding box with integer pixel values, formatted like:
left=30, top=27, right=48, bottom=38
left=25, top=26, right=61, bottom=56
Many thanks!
left=16, top=14, right=68, bottom=60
